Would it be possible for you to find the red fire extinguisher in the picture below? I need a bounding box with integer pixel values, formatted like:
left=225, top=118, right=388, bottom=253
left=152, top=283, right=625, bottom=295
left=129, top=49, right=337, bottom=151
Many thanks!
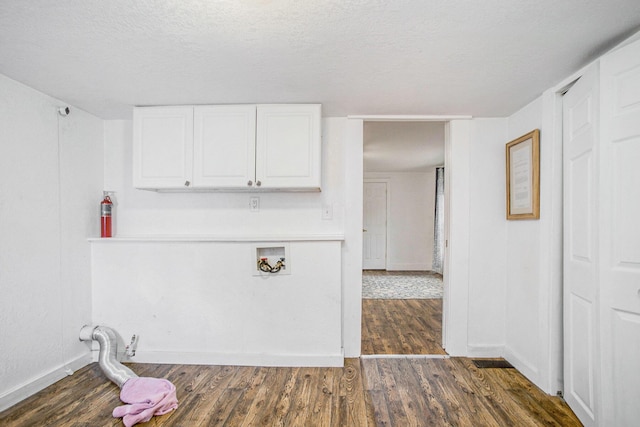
left=101, top=192, right=113, bottom=238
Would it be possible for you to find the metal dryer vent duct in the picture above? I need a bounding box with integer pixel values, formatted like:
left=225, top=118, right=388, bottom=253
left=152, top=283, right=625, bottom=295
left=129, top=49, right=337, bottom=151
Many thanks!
left=79, top=325, right=138, bottom=388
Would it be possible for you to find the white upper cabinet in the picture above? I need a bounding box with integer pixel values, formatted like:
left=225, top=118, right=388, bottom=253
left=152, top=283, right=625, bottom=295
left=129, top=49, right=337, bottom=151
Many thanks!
left=133, top=104, right=321, bottom=191
left=256, top=104, right=321, bottom=190
left=193, top=105, right=257, bottom=188
left=133, top=106, right=193, bottom=189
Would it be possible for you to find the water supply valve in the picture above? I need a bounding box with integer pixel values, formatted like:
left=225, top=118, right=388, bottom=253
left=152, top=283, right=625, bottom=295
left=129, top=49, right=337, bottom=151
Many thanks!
left=258, top=257, right=286, bottom=274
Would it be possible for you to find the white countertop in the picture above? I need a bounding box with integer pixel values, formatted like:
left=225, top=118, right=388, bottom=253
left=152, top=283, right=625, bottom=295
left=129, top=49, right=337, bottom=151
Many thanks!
left=88, top=234, right=345, bottom=242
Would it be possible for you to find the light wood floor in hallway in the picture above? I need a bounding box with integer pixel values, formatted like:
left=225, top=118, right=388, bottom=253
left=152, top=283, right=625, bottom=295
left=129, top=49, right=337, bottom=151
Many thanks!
left=0, top=358, right=581, bottom=426
left=362, top=299, right=446, bottom=355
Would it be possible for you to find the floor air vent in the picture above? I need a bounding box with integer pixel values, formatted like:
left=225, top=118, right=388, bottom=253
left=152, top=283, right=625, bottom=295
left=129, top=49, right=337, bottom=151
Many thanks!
left=471, top=359, right=514, bottom=369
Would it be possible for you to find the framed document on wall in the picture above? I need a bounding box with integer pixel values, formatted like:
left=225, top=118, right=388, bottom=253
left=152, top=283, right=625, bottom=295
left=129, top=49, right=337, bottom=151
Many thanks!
left=506, top=129, right=540, bottom=220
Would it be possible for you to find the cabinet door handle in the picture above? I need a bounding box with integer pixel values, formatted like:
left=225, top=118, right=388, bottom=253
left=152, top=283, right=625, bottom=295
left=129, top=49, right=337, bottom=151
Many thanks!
left=256, top=180, right=262, bottom=187
left=247, top=180, right=253, bottom=186
left=184, top=180, right=190, bottom=187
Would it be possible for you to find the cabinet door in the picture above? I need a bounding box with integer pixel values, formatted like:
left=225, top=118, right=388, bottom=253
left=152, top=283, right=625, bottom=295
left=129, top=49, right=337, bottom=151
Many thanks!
left=133, top=106, right=194, bottom=189
left=193, top=105, right=256, bottom=188
left=256, top=104, right=321, bottom=190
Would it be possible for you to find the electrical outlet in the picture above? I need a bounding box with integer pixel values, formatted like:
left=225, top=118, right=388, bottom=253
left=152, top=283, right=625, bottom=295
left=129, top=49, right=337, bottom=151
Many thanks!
left=250, top=197, right=260, bottom=212
left=322, top=203, right=333, bottom=220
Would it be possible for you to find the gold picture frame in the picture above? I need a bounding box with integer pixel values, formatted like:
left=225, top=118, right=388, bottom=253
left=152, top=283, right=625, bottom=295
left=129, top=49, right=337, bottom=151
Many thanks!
left=506, top=129, right=540, bottom=220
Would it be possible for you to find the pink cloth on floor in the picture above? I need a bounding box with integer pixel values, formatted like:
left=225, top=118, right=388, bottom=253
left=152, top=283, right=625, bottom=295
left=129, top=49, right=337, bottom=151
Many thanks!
left=112, top=377, right=178, bottom=427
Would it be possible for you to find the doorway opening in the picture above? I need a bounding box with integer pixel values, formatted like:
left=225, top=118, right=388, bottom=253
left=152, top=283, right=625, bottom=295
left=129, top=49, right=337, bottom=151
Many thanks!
left=360, top=120, right=447, bottom=356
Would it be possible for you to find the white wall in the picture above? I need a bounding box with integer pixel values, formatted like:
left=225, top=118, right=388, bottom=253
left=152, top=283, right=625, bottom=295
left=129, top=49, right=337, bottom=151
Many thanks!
left=502, top=93, right=564, bottom=395
left=442, top=102, right=558, bottom=386
left=444, top=118, right=509, bottom=357
left=443, top=120, right=471, bottom=355
left=343, top=119, right=363, bottom=357
left=444, top=110, right=561, bottom=395
left=91, top=240, right=343, bottom=366
left=0, top=74, right=103, bottom=411
left=94, top=117, right=349, bottom=364
left=504, top=98, right=544, bottom=382
left=104, top=119, right=346, bottom=237
left=466, top=119, right=508, bottom=355
left=364, top=171, right=436, bottom=271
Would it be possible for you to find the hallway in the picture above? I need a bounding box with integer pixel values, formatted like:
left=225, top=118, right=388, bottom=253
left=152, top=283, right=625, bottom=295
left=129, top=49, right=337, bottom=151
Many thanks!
left=361, top=299, right=446, bottom=355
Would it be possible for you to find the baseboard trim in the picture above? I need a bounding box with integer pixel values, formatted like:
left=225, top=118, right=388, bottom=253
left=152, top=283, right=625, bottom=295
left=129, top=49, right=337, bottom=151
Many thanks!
left=466, top=344, right=505, bottom=358
left=503, top=346, right=540, bottom=386
left=127, top=350, right=345, bottom=368
left=386, top=264, right=431, bottom=271
left=0, top=352, right=92, bottom=412
left=361, top=354, right=450, bottom=359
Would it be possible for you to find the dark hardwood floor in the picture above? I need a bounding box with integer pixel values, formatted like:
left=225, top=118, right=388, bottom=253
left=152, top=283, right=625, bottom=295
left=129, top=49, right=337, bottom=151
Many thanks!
left=362, top=357, right=582, bottom=426
left=1, top=294, right=581, bottom=425
left=362, top=299, right=446, bottom=355
left=0, top=358, right=581, bottom=426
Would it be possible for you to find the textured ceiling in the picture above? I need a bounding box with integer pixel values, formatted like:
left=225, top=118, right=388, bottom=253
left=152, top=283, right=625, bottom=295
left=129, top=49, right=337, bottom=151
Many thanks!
left=1, top=1, right=640, bottom=119
left=364, top=122, right=444, bottom=173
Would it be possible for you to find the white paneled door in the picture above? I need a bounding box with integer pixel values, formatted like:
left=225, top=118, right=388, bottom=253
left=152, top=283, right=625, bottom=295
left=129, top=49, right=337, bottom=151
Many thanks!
left=563, top=63, right=600, bottom=427
left=563, top=38, right=640, bottom=427
left=599, top=38, right=640, bottom=426
left=363, top=181, right=387, bottom=270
